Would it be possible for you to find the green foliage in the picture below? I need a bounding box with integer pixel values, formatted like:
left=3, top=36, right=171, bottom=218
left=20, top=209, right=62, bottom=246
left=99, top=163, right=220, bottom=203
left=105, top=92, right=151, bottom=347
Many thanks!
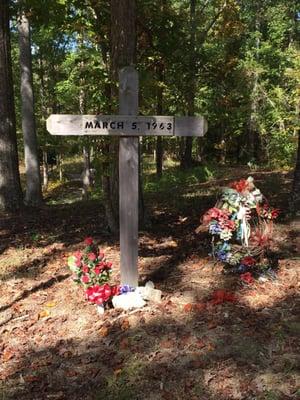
left=9, top=0, right=299, bottom=170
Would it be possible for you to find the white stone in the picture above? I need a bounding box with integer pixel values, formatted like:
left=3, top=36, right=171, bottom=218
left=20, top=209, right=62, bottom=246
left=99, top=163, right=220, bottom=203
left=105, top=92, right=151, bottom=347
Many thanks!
left=135, top=286, right=162, bottom=303
left=97, top=305, right=105, bottom=314
left=112, top=292, right=146, bottom=310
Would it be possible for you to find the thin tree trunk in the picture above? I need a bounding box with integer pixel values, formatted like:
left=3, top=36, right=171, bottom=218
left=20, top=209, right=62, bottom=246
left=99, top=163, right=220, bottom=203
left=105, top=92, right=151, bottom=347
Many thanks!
left=290, top=130, right=300, bottom=213
left=0, top=1, right=23, bottom=212
left=42, top=150, right=48, bottom=188
left=57, top=153, right=63, bottom=181
left=18, top=13, right=42, bottom=207
left=82, top=145, right=91, bottom=200
left=247, top=16, right=260, bottom=162
left=156, top=65, right=164, bottom=178
left=181, top=0, right=196, bottom=169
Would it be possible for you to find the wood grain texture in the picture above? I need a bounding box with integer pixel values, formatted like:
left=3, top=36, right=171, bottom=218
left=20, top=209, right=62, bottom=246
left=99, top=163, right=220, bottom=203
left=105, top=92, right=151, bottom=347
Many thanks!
left=119, top=66, right=139, bottom=287
left=47, top=115, right=208, bottom=136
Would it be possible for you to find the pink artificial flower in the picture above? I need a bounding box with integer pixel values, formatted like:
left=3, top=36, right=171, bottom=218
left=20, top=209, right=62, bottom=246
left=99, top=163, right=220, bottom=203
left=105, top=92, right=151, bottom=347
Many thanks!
left=94, top=266, right=101, bottom=275
left=74, top=251, right=82, bottom=259
left=75, top=259, right=82, bottom=267
left=81, top=274, right=90, bottom=284
left=88, top=253, right=96, bottom=261
left=82, top=265, right=89, bottom=273
left=84, top=237, right=93, bottom=246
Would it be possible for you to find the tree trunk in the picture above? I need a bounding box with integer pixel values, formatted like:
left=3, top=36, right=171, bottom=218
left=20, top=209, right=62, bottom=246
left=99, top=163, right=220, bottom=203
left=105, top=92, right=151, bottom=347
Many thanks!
left=290, top=130, right=300, bottom=213
left=247, top=16, right=260, bottom=162
left=0, top=1, right=23, bottom=212
left=42, top=150, right=48, bottom=188
left=109, top=0, right=145, bottom=232
left=82, top=145, right=91, bottom=200
left=57, top=153, right=63, bottom=181
left=156, top=65, right=164, bottom=177
left=181, top=0, right=196, bottom=169
left=18, top=13, right=43, bottom=207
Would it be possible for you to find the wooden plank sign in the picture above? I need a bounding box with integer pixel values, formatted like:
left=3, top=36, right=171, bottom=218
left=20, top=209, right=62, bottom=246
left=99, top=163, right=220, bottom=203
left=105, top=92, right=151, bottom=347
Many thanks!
left=46, top=114, right=207, bottom=137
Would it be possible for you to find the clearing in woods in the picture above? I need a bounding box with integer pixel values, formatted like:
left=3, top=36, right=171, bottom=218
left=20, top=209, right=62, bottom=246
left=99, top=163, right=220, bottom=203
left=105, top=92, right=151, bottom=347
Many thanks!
left=0, top=164, right=299, bottom=400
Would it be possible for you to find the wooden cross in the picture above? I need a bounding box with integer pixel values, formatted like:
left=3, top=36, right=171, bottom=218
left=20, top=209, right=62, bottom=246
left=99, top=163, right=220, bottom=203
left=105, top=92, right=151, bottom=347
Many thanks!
left=46, top=66, right=208, bottom=287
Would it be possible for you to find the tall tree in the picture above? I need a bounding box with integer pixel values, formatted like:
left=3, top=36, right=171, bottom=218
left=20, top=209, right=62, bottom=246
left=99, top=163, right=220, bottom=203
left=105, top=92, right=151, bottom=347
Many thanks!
left=0, top=0, right=23, bottom=212
left=18, top=12, right=43, bottom=206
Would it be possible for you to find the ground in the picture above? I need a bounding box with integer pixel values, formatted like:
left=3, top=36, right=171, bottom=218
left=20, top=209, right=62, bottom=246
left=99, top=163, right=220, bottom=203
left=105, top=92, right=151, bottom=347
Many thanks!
left=0, top=164, right=299, bottom=400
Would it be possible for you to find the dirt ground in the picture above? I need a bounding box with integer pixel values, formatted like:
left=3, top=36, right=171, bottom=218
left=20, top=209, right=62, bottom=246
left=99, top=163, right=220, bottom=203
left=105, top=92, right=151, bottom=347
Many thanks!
left=0, top=168, right=299, bottom=400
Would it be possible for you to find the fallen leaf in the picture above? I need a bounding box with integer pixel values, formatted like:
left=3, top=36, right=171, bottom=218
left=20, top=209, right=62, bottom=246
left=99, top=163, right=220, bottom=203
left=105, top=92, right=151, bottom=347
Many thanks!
left=24, top=375, right=39, bottom=382
left=160, top=339, right=175, bottom=349
left=45, top=301, right=57, bottom=308
left=207, top=343, right=215, bottom=351
left=39, top=310, right=50, bottom=318
left=2, top=348, right=15, bottom=362
left=184, top=303, right=193, bottom=312
left=99, top=326, right=109, bottom=337
left=113, top=368, right=122, bottom=377
left=120, top=337, right=129, bottom=350
left=120, top=319, right=130, bottom=331
left=65, top=370, right=77, bottom=377
left=194, top=302, right=207, bottom=312
left=196, top=338, right=206, bottom=349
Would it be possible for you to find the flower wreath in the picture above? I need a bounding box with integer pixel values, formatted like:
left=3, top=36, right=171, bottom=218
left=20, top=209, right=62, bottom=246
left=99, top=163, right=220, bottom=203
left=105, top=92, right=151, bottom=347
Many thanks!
left=200, top=177, right=279, bottom=282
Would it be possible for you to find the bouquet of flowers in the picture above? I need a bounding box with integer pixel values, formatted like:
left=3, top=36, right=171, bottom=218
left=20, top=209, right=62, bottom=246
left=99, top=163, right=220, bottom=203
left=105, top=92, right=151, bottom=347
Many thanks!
left=200, top=177, right=279, bottom=282
left=67, top=237, right=121, bottom=306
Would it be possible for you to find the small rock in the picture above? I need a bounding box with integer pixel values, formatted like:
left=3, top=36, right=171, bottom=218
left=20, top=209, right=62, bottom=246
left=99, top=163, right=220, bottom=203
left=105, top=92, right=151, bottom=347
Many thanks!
left=97, top=305, right=105, bottom=315
left=136, top=286, right=162, bottom=303
left=112, top=292, right=146, bottom=310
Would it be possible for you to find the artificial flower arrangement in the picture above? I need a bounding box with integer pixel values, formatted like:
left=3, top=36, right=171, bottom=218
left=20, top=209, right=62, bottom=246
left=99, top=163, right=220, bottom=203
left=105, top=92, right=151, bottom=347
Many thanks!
left=67, top=237, right=133, bottom=308
left=200, top=177, right=279, bottom=283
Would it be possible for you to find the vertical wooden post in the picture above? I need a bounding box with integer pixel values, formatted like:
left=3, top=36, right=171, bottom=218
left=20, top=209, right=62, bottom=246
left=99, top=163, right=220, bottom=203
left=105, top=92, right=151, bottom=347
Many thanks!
left=119, top=66, right=139, bottom=287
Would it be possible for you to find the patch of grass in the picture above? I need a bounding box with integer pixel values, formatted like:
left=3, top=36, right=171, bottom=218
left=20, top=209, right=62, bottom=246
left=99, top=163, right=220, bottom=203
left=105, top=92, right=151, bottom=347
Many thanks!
left=144, top=163, right=216, bottom=194
left=97, top=359, right=145, bottom=400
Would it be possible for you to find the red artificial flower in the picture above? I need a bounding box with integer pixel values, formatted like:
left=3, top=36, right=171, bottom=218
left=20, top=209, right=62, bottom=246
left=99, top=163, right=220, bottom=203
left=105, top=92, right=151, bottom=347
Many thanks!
left=74, top=251, right=82, bottom=259
left=94, top=266, right=102, bottom=275
left=99, top=251, right=105, bottom=259
left=240, top=272, right=254, bottom=284
left=81, top=274, right=90, bottom=284
left=250, top=224, right=273, bottom=248
left=88, top=253, right=96, bottom=261
left=111, top=285, right=120, bottom=296
left=85, top=284, right=113, bottom=305
left=271, top=208, right=280, bottom=219
left=82, top=265, right=89, bottom=273
left=230, top=179, right=250, bottom=193
left=240, top=256, right=256, bottom=267
left=84, top=237, right=93, bottom=246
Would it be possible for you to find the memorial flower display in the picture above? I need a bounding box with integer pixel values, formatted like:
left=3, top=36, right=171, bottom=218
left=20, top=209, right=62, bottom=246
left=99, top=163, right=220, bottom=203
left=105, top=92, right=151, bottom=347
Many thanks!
left=200, top=177, right=279, bottom=282
left=67, top=237, right=121, bottom=306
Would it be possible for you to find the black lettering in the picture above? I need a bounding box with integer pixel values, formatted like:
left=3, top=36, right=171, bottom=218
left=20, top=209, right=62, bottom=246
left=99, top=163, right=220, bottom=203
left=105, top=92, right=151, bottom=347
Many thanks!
left=110, top=121, right=116, bottom=129
left=102, top=121, right=108, bottom=129
left=94, top=120, right=101, bottom=128
left=85, top=121, right=94, bottom=129
left=152, top=122, right=157, bottom=129
left=146, top=122, right=151, bottom=129
left=167, top=122, right=172, bottom=130
left=132, top=122, right=137, bottom=129
left=159, top=123, right=164, bottom=130
left=117, top=122, right=124, bottom=129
